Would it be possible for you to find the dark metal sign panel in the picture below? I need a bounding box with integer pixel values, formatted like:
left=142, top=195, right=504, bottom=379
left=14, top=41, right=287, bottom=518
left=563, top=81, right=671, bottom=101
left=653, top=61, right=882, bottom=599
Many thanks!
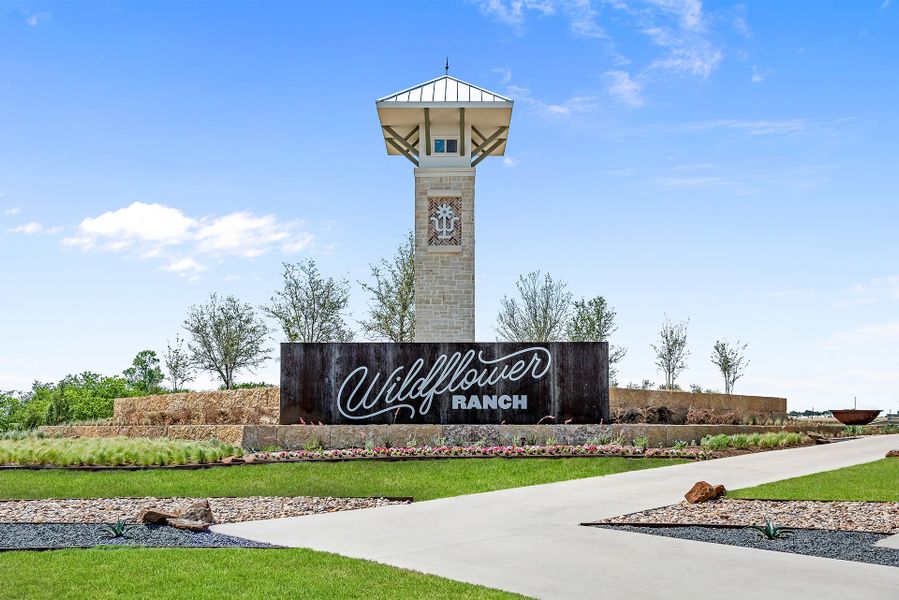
left=280, top=342, right=609, bottom=425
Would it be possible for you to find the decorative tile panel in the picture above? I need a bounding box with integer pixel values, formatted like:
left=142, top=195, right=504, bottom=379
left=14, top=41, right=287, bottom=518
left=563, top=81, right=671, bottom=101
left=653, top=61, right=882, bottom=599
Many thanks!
left=427, top=196, right=462, bottom=246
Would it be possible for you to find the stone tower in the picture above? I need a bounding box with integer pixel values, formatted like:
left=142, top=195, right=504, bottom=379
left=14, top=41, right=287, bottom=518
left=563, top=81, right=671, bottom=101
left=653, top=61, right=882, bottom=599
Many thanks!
left=376, top=74, right=513, bottom=342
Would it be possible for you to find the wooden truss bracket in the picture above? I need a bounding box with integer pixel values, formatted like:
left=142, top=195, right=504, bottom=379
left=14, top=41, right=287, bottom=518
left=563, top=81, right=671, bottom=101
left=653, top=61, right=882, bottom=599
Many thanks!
left=382, top=125, right=420, bottom=167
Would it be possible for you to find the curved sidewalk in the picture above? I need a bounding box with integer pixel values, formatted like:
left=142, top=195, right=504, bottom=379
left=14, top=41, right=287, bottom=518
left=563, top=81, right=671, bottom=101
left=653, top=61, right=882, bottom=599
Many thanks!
left=215, top=435, right=899, bottom=599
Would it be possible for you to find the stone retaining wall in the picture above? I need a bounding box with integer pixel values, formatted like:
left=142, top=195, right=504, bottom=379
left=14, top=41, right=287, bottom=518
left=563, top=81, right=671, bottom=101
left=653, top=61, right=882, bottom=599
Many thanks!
left=41, top=422, right=844, bottom=450
left=109, top=386, right=785, bottom=427
left=113, top=388, right=279, bottom=426
left=609, top=388, right=786, bottom=416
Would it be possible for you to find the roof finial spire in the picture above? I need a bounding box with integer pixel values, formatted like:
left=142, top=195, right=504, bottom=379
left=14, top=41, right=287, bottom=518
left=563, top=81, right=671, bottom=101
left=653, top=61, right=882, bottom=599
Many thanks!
left=445, top=57, right=449, bottom=75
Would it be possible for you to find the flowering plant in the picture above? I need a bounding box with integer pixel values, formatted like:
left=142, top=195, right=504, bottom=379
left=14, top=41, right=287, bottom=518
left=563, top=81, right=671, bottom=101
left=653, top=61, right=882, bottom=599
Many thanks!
left=252, top=443, right=709, bottom=462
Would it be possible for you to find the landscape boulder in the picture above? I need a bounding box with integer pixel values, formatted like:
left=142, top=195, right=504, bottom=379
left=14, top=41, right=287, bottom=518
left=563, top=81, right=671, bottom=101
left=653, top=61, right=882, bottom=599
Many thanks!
left=887, top=450, right=899, bottom=458
left=221, top=456, right=244, bottom=465
left=137, top=499, right=214, bottom=528
left=684, top=481, right=727, bottom=504
left=806, top=431, right=831, bottom=444
left=137, top=509, right=179, bottom=525
left=181, top=500, right=214, bottom=523
left=167, top=518, right=210, bottom=532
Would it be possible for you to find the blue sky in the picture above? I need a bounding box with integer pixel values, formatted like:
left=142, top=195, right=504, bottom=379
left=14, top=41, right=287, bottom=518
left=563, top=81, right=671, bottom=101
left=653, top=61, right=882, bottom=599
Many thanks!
left=1, top=1, right=897, bottom=412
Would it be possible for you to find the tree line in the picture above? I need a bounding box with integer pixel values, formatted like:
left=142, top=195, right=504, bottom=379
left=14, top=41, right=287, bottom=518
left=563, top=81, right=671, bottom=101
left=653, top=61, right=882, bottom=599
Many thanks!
left=1, top=232, right=752, bottom=431
left=167, top=233, right=750, bottom=393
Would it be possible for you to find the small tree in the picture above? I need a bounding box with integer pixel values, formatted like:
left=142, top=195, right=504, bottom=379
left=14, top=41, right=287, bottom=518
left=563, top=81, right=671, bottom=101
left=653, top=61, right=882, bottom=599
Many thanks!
left=566, top=296, right=628, bottom=385
left=711, top=339, right=749, bottom=394
left=264, top=259, right=353, bottom=342
left=496, top=271, right=571, bottom=342
left=163, top=335, right=194, bottom=393
left=183, top=293, right=271, bottom=389
left=651, top=316, right=690, bottom=389
left=359, top=232, right=415, bottom=341
left=122, top=350, right=164, bottom=394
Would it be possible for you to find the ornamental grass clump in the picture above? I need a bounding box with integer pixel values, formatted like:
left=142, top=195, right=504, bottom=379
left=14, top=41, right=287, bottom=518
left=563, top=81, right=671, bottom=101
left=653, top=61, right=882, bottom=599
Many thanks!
left=699, top=431, right=810, bottom=451
left=0, top=436, right=241, bottom=467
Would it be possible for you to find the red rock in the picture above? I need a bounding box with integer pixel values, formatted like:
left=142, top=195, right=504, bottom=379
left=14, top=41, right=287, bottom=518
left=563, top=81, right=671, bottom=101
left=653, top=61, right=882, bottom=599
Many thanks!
left=685, top=481, right=725, bottom=504
left=886, top=450, right=899, bottom=458
left=221, top=456, right=245, bottom=465
left=243, top=453, right=259, bottom=463
left=137, top=509, right=178, bottom=525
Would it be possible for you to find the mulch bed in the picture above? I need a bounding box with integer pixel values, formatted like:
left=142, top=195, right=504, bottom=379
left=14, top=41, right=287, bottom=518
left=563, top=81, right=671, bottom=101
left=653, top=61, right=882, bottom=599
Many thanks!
left=588, top=498, right=899, bottom=534
left=589, top=524, right=899, bottom=568
left=0, top=496, right=411, bottom=525
left=0, top=523, right=278, bottom=551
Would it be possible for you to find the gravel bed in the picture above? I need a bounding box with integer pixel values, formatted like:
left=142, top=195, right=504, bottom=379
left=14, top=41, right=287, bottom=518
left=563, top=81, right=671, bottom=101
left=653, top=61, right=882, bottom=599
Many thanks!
left=592, top=524, right=899, bottom=568
left=0, top=523, right=276, bottom=550
left=595, top=498, right=899, bottom=533
left=0, top=496, right=408, bottom=524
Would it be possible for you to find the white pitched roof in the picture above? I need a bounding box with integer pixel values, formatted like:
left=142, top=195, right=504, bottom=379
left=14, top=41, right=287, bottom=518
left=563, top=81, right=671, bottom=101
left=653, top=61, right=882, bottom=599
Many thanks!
left=377, top=75, right=513, bottom=105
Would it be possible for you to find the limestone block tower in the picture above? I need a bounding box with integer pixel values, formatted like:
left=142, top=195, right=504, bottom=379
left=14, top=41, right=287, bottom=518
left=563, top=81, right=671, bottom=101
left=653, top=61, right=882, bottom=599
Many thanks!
left=376, top=73, right=513, bottom=342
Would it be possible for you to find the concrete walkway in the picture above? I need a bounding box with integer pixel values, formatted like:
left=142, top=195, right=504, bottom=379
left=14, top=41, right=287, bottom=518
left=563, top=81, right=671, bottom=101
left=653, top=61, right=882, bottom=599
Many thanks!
left=215, top=435, right=899, bottom=599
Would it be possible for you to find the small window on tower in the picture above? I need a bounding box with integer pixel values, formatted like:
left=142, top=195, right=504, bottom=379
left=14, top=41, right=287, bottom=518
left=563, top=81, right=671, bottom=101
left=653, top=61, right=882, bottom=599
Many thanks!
left=433, top=138, right=458, bottom=154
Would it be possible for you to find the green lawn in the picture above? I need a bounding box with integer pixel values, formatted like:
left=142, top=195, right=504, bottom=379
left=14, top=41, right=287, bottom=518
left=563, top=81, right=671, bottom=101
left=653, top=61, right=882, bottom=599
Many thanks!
left=731, top=458, right=899, bottom=502
left=0, top=547, right=528, bottom=600
left=0, top=456, right=684, bottom=501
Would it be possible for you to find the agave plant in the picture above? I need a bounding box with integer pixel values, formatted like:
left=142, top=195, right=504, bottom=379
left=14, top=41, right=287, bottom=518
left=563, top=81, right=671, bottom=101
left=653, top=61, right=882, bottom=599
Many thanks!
left=746, top=519, right=795, bottom=540
left=101, top=520, right=137, bottom=539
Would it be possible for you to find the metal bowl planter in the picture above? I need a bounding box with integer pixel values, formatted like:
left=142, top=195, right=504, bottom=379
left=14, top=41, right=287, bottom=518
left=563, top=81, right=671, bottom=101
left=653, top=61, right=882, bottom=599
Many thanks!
left=830, top=409, right=882, bottom=426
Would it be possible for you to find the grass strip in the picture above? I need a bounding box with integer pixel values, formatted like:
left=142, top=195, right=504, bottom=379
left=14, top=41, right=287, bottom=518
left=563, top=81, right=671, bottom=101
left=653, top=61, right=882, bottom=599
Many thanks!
left=731, top=458, right=899, bottom=502
left=0, top=456, right=683, bottom=501
left=0, top=547, right=528, bottom=599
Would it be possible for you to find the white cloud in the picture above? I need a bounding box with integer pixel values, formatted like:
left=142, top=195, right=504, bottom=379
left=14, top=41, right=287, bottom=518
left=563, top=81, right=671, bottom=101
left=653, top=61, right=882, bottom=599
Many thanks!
left=492, top=67, right=513, bottom=84
left=8, top=222, right=62, bottom=235
left=64, top=202, right=195, bottom=250
left=506, top=84, right=600, bottom=117
left=606, top=70, right=644, bottom=107
left=164, top=257, right=207, bottom=278
left=3, top=207, right=21, bottom=216
left=563, top=0, right=605, bottom=39
left=751, top=64, right=772, bottom=83
left=480, top=1, right=728, bottom=109
left=842, top=275, right=899, bottom=306
left=502, top=156, right=521, bottom=167
left=25, top=12, right=51, bottom=27
left=668, top=118, right=808, bottom=136
left=282, top=232, right=316, bottom=254
left=477, top=0, right=556, bottom=28
left=195, top=212, right=292, bottom=258
left=644, top=26, right=722, bottom=78
left=61, top=202, right=316, bottom=278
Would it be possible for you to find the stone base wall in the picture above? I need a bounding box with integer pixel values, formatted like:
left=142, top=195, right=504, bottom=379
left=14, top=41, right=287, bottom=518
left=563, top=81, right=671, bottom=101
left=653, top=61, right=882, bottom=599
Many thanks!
left=40, top=424, right=248, bottom=447
left=610, top=388, right=786, bottom=416
left=41, top=422, right=844, bottom=451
